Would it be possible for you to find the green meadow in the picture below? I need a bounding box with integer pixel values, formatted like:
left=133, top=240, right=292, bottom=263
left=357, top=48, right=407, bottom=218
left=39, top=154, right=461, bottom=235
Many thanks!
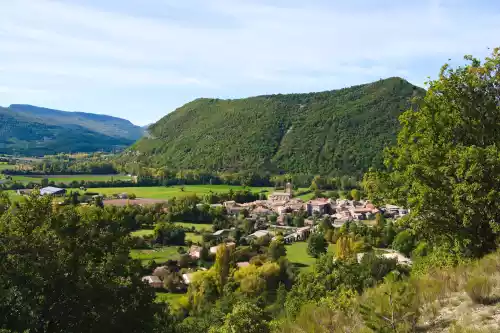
left=285, top=241, right=336, bottom=270
left=87, top=185, right=273, bottom=200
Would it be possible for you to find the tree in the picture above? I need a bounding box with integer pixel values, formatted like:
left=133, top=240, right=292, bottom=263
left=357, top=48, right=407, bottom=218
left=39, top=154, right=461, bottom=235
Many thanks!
left=381, top=49, right=500, bottom=257
left=0, top=191, right=10, bottom=214
left=307, top=233, right=327, bottom=258
left=392, top=230, right=415, bottom=256
left=212, top=301, right=269, bottom=333
left=154, top=222, right=186, bottom=245
left=336, top=235, right=356, bottom=261
left=383, top=221, right=396, bottom=247
left=292, top=215, right=304, bottom=228
left=268, top=236, right=287, bottom=261
left=213, top=243, right=232, bottom=292
left=375, top=212, right=386, bottom=227
left=0, top=195, right=158, bottom=333
left=350, top=189, right=361, bottom=201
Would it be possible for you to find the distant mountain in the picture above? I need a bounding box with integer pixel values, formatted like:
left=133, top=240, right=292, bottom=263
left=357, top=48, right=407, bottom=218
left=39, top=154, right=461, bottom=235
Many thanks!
left=0, top=105, right=144, bottom=156
left=121, top=77, right=424, bottom=176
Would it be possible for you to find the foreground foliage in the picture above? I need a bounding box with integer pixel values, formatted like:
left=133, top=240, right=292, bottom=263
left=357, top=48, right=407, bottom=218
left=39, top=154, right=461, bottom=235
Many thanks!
left=365, top=48, right=500, bottom=258
left=0, top=194, right=160, bottom=333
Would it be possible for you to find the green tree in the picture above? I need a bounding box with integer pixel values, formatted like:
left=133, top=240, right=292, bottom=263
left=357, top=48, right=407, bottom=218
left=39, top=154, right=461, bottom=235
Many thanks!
left=375, top=212, right=386, bottom=227
left=268, top=236, right=287, bottom=261
left=0, top=191, right=10, bottom=214
left=0, top=195, right=158, bottom=333
left=350, top=189, right=361, bottom=201
left=381, top=49, right=500, bottom=257
left=392, top=230, right=415, bottom=256
left=336, top=235, right=356, bottom=261
left=307, top=233, right=327, bottom=258
left=292, top=215, right=304, bottom=228
left=212, top=301, right=269, bottom=333
left=213, top=243, right=232, bottom=292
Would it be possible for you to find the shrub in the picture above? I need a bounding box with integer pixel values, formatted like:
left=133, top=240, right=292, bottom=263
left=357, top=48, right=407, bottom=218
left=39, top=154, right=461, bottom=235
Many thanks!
left=465, top=276, right=493, bottom=304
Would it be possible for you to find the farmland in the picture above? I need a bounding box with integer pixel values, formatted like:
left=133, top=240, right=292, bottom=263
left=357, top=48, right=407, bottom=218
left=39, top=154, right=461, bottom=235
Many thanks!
left=83, top=185, right=273, bottom=200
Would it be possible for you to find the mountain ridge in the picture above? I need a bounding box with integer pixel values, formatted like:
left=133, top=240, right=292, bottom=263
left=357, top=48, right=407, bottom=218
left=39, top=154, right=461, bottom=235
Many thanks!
left=0, top=104, right=144, bottom=156
left=120, top=77, right=424, bottom=176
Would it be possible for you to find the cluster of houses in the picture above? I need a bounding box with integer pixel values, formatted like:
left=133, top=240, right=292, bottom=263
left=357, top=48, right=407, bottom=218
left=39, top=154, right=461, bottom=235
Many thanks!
left=219, top=183, right=408, bottom=228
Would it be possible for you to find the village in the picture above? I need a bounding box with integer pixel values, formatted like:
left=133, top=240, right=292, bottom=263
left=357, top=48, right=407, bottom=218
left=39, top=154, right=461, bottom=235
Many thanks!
left=140, top=183, right=411, bottom=289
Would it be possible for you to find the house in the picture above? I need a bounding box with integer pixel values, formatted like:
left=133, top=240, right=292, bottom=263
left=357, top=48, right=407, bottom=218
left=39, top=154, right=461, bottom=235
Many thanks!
left=226, top=206, right=246, bottom=216
left=252, top=206, right=272, bottom=216
left=236, top=261, right=250, bottom=268
left=210, top=242, right=236, bottom=254
left=182, top=272, right=196, bottom=285
left=246, top=229, right=272, bottom=241
left=40, top=186, right=66, bottom=196
left=16, top=189, right=33, bottom=195
left=189, top=245, right=203, bottom=259
left=213, top=229, right=230, bottom=236
left=307, top=199, right=330, bottom=215
left=382, top=252, right=412, bottom=265
left=152, top=266, right=169, bottom=278
left=385, top=204, right=400, bottom=214
left=142, top=275, right=163, bottom=288
left=296, top=226, right=312, bottom=240
left=269, top=192, right=292, bottom=201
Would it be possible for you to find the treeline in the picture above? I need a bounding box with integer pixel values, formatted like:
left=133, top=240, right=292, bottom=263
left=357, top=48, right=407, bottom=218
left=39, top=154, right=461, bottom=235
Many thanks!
left=3, top=160, right=118, bottom=175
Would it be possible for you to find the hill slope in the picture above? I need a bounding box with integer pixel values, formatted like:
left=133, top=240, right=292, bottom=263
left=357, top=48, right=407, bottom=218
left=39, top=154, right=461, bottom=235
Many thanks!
left=0, top=105, right=144, bottom=156
left=123, top=77, right=424, bottom=176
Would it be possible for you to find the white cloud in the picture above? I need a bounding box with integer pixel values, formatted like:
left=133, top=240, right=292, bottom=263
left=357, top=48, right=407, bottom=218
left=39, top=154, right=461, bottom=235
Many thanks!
left=0, top=0, right=499, bottom=123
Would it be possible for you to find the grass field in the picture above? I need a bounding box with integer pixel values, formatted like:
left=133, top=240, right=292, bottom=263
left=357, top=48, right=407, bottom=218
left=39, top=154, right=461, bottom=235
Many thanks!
left=131, top=229, right=154, bottom=237
left=0, top=163, right=16, bottom=171
left=175, top=222, right=213, bottom=232
left=155, top=292, right=186, bottom=305
left=131, top=223, right=211, bottom=244
left=285, top=241, right=336, bottom=270
left=87, top=185, right=273, bottom=200
left=130, top=246, right=185, bottom=264
left=9, top=174, right=132, bottom=184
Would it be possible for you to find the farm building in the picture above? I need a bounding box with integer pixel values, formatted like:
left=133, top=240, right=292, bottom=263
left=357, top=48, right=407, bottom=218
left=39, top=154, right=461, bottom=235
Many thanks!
left=142, top=275, right=163, bottom=288
left=40, top=186, right=66, bottom=196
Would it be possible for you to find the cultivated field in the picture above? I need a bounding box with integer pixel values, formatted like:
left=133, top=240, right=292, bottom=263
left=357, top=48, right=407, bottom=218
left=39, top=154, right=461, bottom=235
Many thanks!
left=103, top=198, right=167, bottom=206
left=88, top=185, right=273, bottom=200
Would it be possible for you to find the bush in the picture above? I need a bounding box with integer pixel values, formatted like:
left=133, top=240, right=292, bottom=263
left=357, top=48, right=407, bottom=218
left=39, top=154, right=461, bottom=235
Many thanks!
left=465, top=276, right=494, bottom=304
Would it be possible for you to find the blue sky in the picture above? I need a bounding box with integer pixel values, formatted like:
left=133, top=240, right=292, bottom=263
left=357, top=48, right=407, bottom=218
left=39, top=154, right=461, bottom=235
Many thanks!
left=0, top=0, right=499, bottom=125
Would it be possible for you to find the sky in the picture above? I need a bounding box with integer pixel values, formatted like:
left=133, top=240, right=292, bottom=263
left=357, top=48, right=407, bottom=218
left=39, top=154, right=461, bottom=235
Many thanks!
left=0, top=0, right=499, bottom=125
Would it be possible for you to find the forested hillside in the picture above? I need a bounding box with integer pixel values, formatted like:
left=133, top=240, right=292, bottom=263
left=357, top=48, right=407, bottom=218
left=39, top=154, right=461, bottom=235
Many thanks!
left=0, top=105, right=144, bottom=155
left=124, top=77, right=423, bottom=176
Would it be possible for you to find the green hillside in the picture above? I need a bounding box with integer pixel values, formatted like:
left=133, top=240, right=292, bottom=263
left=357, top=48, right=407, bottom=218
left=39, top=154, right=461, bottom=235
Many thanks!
left=0, top=105, right=144, bottom=156
left=124, top=77, right=424, bottom=176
